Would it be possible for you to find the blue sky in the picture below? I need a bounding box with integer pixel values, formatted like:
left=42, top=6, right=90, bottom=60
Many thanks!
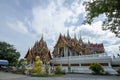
left=0, top=0, right=120, bottom=58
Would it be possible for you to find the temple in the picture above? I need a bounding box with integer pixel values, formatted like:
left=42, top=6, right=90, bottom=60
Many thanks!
left=24, top=35, right=52, bottom=65
left=51, top=31, right=119, bottom=74
left=52, top=32, right=105, bottom=58
left=24, top=31, right=120, bottom=74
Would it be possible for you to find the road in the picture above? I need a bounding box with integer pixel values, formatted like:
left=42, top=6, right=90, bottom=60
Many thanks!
left=0, top=71, right=26, bottom=80
left=0, top=71, right=120, bottom=80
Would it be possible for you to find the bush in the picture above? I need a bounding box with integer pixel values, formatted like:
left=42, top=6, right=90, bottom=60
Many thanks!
left=89, top=62, right=104, bottom=75
left=11, top=68, right=26, bottom=74
left=45, top=65, right=49, bottom=74
left=55, top=66, right=62, bottom=74
left=117, top=67, right=120, bottom=75
left=31, top=72, right=51, bottom=77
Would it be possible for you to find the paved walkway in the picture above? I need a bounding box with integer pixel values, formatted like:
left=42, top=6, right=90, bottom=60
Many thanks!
left=0, top=72, right=120, bottom=80
left=0, top=71, right=26, bottom=80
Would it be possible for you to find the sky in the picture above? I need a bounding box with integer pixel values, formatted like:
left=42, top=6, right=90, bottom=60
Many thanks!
left=0, top=0, right=120, bottom=58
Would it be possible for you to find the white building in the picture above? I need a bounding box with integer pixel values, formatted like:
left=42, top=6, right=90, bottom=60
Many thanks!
left=51, top=33, right=120, bottom=74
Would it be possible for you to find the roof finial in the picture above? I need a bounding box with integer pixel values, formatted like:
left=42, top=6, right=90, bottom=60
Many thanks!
left=79, top=31, right=83, bottom=43
left=67, top=29, right=70, bottom=38
left=40, top=33, right=44, bottom=42
left=74, top=32, right=77, bottom=40
left=88, top=39, right=90, bottom=44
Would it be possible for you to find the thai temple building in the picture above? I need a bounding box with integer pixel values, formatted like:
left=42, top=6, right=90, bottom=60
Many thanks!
left=52, top=32, right=105, bottom=57
left=50, top=31, right=120, bottom=74
left=24, top=35, right=52, bottom=66
left=24, top=31, right=120, bottom=74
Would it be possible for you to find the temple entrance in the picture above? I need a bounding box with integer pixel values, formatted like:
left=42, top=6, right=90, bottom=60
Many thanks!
left=59, top=47, right=64, bottom=57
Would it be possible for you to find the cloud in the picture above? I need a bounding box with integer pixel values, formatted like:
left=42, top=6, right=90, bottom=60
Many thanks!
left=30, top=0, right=76, bottom=50
left=7, top=21, right=29, bottom=34
left=28, top=0, right=120, bottom=55
left=67, top=21, right=120, bottom=56
left=1, top=0, right=120, bottom=58
left=31, top=0, right=85, bottom=35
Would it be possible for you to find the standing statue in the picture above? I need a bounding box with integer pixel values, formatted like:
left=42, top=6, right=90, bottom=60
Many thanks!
left=32, top=56, right=42, bottom=73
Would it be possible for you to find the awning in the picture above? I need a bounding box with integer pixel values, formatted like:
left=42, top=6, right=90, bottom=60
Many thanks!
left=0, top=60, right=9, bottom=65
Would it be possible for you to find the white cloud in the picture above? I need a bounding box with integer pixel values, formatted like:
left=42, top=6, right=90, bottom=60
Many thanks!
left=31, top=0, right=85, bottom=38
left=30, top=0, right=120, bottom=56
left=66, top=0, right=85, bottom=24
left=7, top=21, right=28, bottom=34
left=4, top=0, right=120, bottom=57
left=67, top=21, right=120, bottom=56
left=31, top=0, right=75, bottom=51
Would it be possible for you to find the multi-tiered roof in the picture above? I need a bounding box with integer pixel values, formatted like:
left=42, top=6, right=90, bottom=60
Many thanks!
left=25, top=35, right=52, bottom=63
left=53, top=31, right=105, bottom=57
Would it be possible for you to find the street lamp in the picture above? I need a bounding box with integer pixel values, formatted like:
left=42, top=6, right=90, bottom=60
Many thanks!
left=118, top=46, right=120, bottom=57
left=68, top=49, right=71, bottom=72
left=119, top=46, right=120, bottom=52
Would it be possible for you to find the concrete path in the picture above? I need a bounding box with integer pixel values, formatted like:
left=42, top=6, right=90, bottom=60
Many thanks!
left=0, top=72, right=120, bottom=80
left=0, top=71, right=26, bottom=80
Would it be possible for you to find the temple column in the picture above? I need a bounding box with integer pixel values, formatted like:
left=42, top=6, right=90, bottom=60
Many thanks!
left=108, top=62, right=111, bottom=67
left=57, top=48, right=59, bottom=57
left=66, top=48, right=68, bottom=57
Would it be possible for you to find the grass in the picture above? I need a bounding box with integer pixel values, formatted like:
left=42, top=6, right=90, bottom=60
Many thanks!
left=31, top=73, right=65, bottom=77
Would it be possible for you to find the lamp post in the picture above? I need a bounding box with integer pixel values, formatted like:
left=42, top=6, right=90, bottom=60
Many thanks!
left=119, top=46, right=120, bottom=53
left=68, top=49, right=71, bottom=72
left=118, top=46, right=120, bottom=57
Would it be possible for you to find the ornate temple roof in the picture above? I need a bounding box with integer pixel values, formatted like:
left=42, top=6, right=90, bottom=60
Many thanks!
left=53, top=32, right=105, bottom=56
left=24, top=35, right=52, bottom=62
left=53, top=33, right=84, bottom=55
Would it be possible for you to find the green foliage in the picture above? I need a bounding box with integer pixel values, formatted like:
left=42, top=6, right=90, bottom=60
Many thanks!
left=55, top=66, right=62, bottom=74
left=17, top=58, right=25, bottom=67
left=11, top=67, right=26, bottom=74
left=31, top=65, right=65, bottom=77
left=0, top=41, right=20, bottom=66
left=31, top=73, right=50, bottom=77
left=83, top=0, right=120, bottom=38
left=45, top=65, right=49, bottom=74
left=89, top=62, right=104, bottom=74
left=117, top=67, right=120, bottom=75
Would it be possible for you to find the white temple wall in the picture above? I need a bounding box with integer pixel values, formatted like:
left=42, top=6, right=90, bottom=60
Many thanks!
left=51, top=54, right=118, bottom=74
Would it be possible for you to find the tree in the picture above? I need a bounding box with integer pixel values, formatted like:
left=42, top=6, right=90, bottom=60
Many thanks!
left=0, top=41, right=20, bottom=66
left=17, top=58, right=25, bottom=67
left=89, top=62, right=104, bottom=74
left=117, top=67, right=120, bottom=75
left=83, top=0, right=120, bottom=38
